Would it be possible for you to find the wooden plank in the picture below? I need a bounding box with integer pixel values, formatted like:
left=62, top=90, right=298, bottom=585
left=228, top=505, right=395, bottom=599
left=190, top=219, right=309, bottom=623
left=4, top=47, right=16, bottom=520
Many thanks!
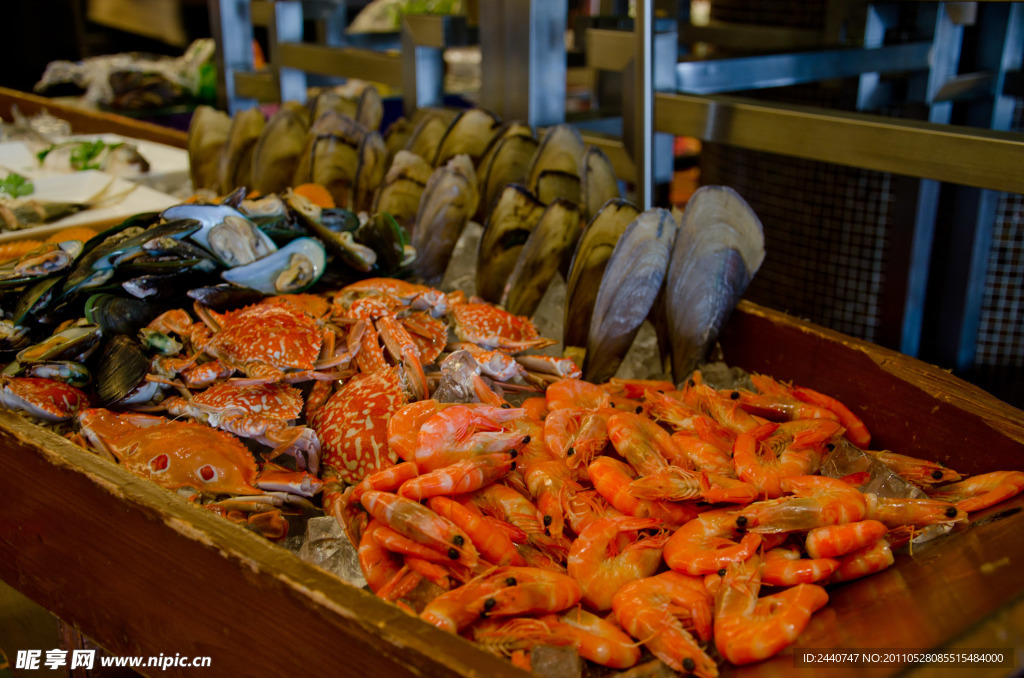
left=0, top=87, right=188, bottom=150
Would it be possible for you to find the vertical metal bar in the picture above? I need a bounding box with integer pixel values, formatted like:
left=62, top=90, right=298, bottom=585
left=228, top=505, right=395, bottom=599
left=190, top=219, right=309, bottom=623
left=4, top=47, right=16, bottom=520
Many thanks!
left=269, top=1, right=307, bottom=103
left=401, top=18, right=445, bottom=113
left=208, top=0, right=257, bottom=113
left=634, top=0, right=654, bottom=210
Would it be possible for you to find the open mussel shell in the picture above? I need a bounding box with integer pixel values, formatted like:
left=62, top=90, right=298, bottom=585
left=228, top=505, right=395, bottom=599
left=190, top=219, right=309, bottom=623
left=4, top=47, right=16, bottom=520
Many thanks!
left=580, top=146, right=620, bottom=221
left=91, top=218, right=202, bottom=270
left=63, top=211, right=163, bottom=294
left=585, top=208, right=678, bottom=384
left=84, top=293, right=169, bottom=336
left=221, top=237, right=326, bottom=294
left=0, top=240, right=82, bottom=289
left=501, top=198, right=583, bottom=318
left=476, top=183, right=546, bottom=304
left=664, top=185, right=765, bottom=383
left=372, top=150, right=434, bottom=232
left=285, top=190, right=376, bottom=272
left=5, top=359, right=91, bottom=389
left=250, top=102, right=310, bottom=196
left=162, top=203, right=278, bottom=268
left=17, top=322, right=102, bottom=364
left=218, top=107, right=266, bottom=194
left=13, top=276, right=64, bottom=325
left=433, top=108, right=503, bottom=168
left=526, top=124, right=584, bottom=195
left=410, top=154, right=479, bottom=285
left=188, top=105, right=232, bottom=191
left=564, top=198, right=640, bottom=351
left=355, top=212, right=411, bottom=276
left=93, top=334, right=152, bottom=408
left=188, top=284, right=267, bottom=311
left=476, top=126, right=539, bottom=220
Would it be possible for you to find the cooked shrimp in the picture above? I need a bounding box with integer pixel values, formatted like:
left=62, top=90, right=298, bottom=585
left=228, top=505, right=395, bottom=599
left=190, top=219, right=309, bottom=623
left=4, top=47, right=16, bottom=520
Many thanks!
left=790, top=384, right=871, bottom=448
left=804, top=519, right=889, bottom=559
left=628, top=467, right=758, bottom=504
left=612, top=571, right=718, bottom=677
left=524, top=459, right=581, bottom=539
left=564, top=489, right=623, bottom=535
left=469, top=617, right=572, bottom=657
left=743, top=475, right=868, bottom=533
left=738, top=373, right=842, bottom=423
left=546, top=378, right=609, bottom=411
left=520, top=396, right=549, bottom=421
left=360, top=490, right=479, bottom=566
left=671, top=429, right=735, bottom=476
left=643, top=390, right=701, bottom=431
left=544, top=407, right=610, bottom=467
left=607, top=411, right=692, bottom=474
left=427, top=496, right=528, bottom=567
left=714, top=555, right=829, bottom=665
left=413, top=404, right=529, bottom=471
left=927, top=470, right=1024, bottom=513
left=540, top=608, right=642, bottom=669
left=420, top=567, right=525, bottom=632
left=481, top=568, right=583, bottom=619
left=863, top=493, right=966, bottom=528
left=690, top=382, right=761, bottom=433
left=567, top=516, right=667, bottom=611
left=734, top=420, right=842, bottom=498
left=663, top=506, right=762, bottom=575
left=603, top=377, right=675, bottom=400
left=761, top=545, right=839, bottom=586
left=463, top=483, right=572, bottom=561
left=387, top=400, right=451, bottom=461
left=588, top=456, right=698, bottom=526
left=358, top=519, right=407, bottom=595
left=828, top=537, right=896, bottom=584
left=865, top=448, right=964, bottom=489
left=397, top=453, right=515, bottom=500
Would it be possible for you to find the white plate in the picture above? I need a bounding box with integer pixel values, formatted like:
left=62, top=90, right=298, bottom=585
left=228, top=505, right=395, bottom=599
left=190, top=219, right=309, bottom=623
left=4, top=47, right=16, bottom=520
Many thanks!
left=0, top=169, right=179, bottom=243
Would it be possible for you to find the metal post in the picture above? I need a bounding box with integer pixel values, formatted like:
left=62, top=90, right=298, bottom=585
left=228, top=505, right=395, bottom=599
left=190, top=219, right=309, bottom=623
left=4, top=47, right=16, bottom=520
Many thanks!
left=634, top=0, right=654, bottom=209
left=209, top=0, right=258, bottom=113
left=401, top=15, right=446, bottom=113
left=479, top=0, right=567, bottom=127
left=268, top=1, right=307, bottom=103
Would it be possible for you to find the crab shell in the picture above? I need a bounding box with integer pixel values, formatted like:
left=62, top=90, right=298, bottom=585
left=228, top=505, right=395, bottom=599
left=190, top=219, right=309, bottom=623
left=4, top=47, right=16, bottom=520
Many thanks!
left=449, top=303, right=556, bottom=353
left=312, top=367, right=408, bottom=484
left=205, top=303, right=322, bottom=371
left=77, top=408, right=260, bottom=496
left=190, top=382, right=304, bottom=421
left=0, top=376, right=90, bottom=422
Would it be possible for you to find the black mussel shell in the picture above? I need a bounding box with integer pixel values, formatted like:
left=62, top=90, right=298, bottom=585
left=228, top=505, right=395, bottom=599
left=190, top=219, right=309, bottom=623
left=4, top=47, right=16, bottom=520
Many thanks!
left=319, top=208, right=360, bottom=233
left=13, top=276, right=65, bottom=325
left=95, top=218, right=203, bottom=270
left=254, top=215, right=307, bottom=244
left=84, top=293, right=169, bottom=336
left=93, top=334, right=150, bottom=408
left=355, top=212, right=410, bottom=275
left=187, top=283, right=267, bottom=311
left=61, top=213, right=162, bottom=296
left=123, top=271, right=213, bottom=301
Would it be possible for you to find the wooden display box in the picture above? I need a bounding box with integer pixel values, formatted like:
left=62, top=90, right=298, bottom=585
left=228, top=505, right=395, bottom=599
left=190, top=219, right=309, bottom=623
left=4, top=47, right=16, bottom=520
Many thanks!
left=1, top=88, right=1022, bottom=677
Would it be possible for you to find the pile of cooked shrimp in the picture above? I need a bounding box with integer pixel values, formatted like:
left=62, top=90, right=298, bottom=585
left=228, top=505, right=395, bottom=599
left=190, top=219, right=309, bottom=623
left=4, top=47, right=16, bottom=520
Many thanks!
left=333, top=372, right=1024, bottom=676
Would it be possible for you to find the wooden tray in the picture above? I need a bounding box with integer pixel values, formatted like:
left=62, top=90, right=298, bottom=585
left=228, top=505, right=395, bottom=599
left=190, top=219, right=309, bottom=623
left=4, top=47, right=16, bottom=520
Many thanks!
left=0, top=88, right=1022, bottom=677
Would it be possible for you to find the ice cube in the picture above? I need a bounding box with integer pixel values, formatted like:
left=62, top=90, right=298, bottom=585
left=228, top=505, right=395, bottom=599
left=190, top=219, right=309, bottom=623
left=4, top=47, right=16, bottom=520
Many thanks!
left=432, top=350, right=483, bottom=403
left=298, top=516, right=367, bottom=588
left=820, top=439, right=925, bottom=500
left=531, top=644, right=582, bottom=678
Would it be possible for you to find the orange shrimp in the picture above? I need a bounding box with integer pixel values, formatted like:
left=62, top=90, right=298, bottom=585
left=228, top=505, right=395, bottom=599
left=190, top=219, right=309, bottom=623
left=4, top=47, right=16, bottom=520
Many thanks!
left=670, top=430, right=735, bottom=476
left=628, top=467, right=758, bottom=504
left=397, top=453, right=516, bottom=500
left=520, top=396, right=549, bottom=421
left=804, top=519, right=889, bottom=559
left=420, top=567, right=526, bottom=632
left=563, top=489, right=623, bottom=536
left=828, top=537, right=896, bottom=584
left=603, top=377, right=675, bottom=400
left=426, top=496, right=528, bottom=567
left=863, top=494, right=967, bottom=528
left=463, top=483, right=571, bottom=561
left=790, top=384, right=871, bottom=448
left=469, top=617, right=573, bottom=658
left=714, top=555, right=829, bottom=665
left=926, top=470, right=1024, bottom=513
left=643, top=390, right=701, bottom=431
left=539, top=608, right=642, bottom=669
left=524, top=459, right=581, bottom=539
left=359, top=519, right=419, bottom=598
left=607, top=411, right=692, bottom=474
left=663, top=506, right=762, bottom=575
left=413, top=404, right=529, bottom=471
left=761, top=545, right=839, bottom=586
left=588, top=456, right=698, bottom=526
left=612, top=571, right=718, bottom=677
left=481, top=568, right=583, bottom=619
left=543, top=407, right=609, bottom=466
left=360, top=490, right=479, bottom=567
left=690, top=383, right=762, bottom=433
left=367, top=521, right=472, bottom=580
left=743, top=475, right=868, bottom=533
left=567, top=516, right=667, bottom=611
left=865, top=448, right=964, bottom=488
left=733, top=420, right=842, bottom=498
left=738, top=374, right=842, bottom=423
left=545, top=378, right=609, bottom=411
left=387, top=400, right=451, bottom=461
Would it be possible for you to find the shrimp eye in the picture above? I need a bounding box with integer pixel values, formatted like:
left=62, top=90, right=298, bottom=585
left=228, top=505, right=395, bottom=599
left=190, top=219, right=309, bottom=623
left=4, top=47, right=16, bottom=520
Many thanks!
left=683, top=657, right=696, bottom=671
left=826, top=443, right=835, bottom=451
left=510, top=450, right=518, bottom=458
left=484, top=598, right=497, bottom=611
left=718, top=568, right=727, bottom=577
left=505, top=577, right=517, bottom=586
left=543, top=515, right=553, bottom=527
left=566, top=447, right=575, bottom=457
left=735, top=515, right=748, bottom=527
left=730, top=391, right=740, bottom=400
left=945, top=507, right=958, bottom=518
left=510, top=461, right=517, bottom=471
left=687, top=379, right=696, bottom=387
left=453, top=535, right=465, bottom=546
left=635, top=406, right=643, bottom=414
left=501, top=403, right=511, bottom=409
left=448, top=548, right=459, bottom=559
left=522, top=436, right=531, bottom=444
left=932, top=469, right=944, bottom=480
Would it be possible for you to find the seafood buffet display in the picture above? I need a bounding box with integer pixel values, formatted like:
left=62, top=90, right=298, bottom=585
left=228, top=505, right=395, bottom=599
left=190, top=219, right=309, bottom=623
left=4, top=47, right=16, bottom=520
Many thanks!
left=2, top=86, right=1022, bottom=676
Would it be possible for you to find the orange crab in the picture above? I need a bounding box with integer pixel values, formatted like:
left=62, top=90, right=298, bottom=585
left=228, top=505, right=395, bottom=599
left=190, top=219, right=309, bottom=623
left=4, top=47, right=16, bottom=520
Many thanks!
left=449, top=303, right=557, bottom=353
left=0, top=376, right=90, bottom=422
left=161, top=381, right=322, bottom=474
left=76, top=408, right=319, bottom=540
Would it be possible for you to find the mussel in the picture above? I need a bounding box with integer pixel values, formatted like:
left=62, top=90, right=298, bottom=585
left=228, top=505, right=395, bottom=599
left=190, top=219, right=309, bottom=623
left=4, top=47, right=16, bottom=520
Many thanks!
left=84, top=293, right=169, bottom=336
left=476, top=124, right=539, bottom=219
left=220, top=237, right=327, bottom=294
left=161, top=203, right=278, bottom=268
left=285, top=190, right=376, bottom=273
left=217, top=107, right=265, bottom=194
left=433, top=108, right=504, bottom=168
left=410, top=154, right=479, bottom=285
left=372, top=150, right=434, bottom=233
left=93, top=333, right=153, bottom=408
left=250, top=102, right=310, bottom=196
left=187, top=105, right=231, bottom=191
left=475, top=184, right=545, bottom=304
left=663, top=185, right=765, bottom=382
